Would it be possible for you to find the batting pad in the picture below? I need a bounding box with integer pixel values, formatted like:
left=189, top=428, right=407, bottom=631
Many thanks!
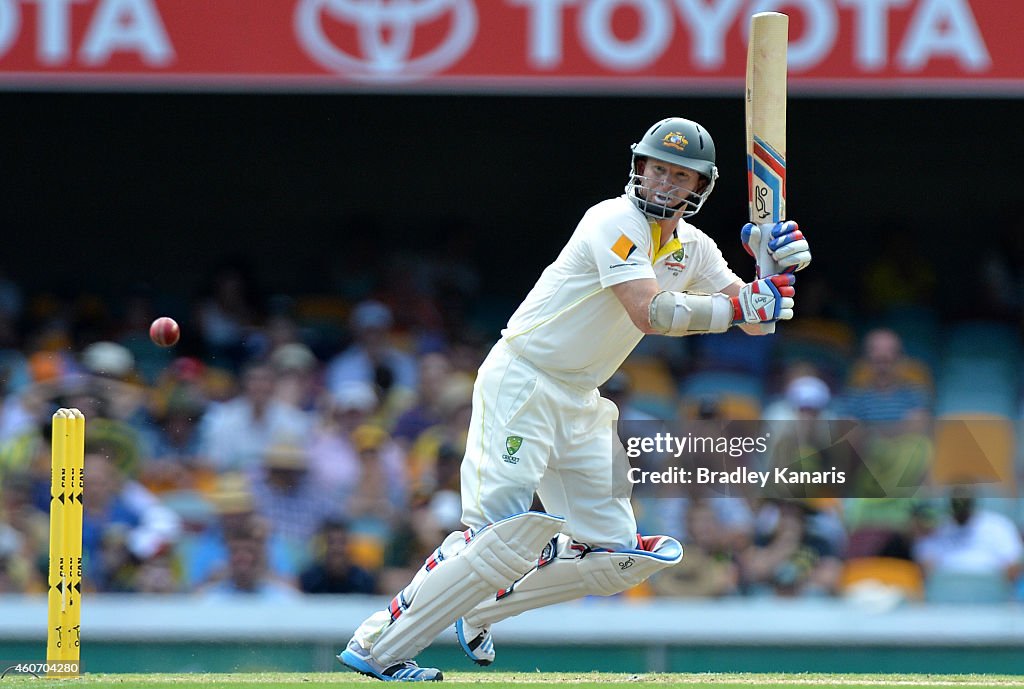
left=465, top=534, right=683, bottom=628
left=371, top=511, right=564, bottom=666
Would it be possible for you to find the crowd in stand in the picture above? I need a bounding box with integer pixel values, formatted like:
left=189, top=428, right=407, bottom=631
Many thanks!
left=0, top=263, right=1021, bottom=605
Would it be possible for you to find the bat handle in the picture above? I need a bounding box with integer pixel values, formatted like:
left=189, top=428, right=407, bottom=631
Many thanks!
left=756, top=222, right=781, bottom=335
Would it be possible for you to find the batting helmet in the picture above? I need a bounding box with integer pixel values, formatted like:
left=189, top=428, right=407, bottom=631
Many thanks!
left=626, top=117, right=719, bottom=219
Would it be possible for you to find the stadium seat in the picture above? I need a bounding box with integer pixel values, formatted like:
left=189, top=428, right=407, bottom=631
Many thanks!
left=931, top=414, right=1015, bottom=492
left=293, top=294, right=352, bottom=351
left=934, top=389, right=1017, bottom=418
left=785, top=317, right=857, bottom=353
left=944, top=321, right=1022, bottom=361
left=716, top=394, right=762, bottom=420
left=619, top=356, right=677, bottom=399
left=678, top=392, right=762, bottom=421
left=680, top=371, right=764, bottom=402
left=935, top=356, right=1019, bottom=418
left=839, top=557, right=925, bottom=600
left=294, top=294, right=351, bottom=324
left=690, top=328, right=774, bottom=378
left=348, top=533, right=386, bottom=571
left=772, top=337, right=851, bottom=386
left=679, top=370, right=764, bottom=422
left=924, top=570, right=1013, bottom=604
left=630, top=394, right=677, bottom=421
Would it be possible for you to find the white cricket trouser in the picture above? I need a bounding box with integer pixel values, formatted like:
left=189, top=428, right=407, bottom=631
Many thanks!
left=460, top=340, right=637, bottom=550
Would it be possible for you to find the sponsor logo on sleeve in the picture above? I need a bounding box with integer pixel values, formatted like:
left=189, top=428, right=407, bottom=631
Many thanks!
left=611, top=233, right=636, bottom=261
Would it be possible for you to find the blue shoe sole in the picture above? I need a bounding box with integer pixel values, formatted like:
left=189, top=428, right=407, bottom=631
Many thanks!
left=339, top=648, right=381, bottom=679
left=338, top=648, right=443, bottom=682
left=455, top=619, right=492, bottom=667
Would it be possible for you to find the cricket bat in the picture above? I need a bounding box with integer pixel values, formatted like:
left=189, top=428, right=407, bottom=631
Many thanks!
left=746, top=11, right=788, bottom=334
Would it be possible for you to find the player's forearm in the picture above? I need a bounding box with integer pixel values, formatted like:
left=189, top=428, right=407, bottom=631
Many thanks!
left=612, top=275, right=792, bottom=337
left=610, top=278, right=663, bottom=334
left=648, top=291, right=734, bottom=335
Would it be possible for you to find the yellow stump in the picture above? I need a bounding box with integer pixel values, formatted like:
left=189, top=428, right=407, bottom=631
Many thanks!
left=46, top=408, right=84, bottom=678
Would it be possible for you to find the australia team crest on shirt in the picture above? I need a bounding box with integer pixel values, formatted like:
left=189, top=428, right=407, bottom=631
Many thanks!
left=665, top=248, right=687, bottom=274
left=503, top=435, right=523, bottom=464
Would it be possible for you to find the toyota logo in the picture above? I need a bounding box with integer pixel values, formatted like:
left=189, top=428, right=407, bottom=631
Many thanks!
left=294, top=0, right=477, bottom=81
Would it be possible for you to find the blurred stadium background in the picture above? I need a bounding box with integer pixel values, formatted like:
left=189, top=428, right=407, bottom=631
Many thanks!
left=1, top=0, right=1023, bottom=676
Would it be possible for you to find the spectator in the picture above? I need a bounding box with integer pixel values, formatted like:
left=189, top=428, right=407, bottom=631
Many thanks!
left=0, top=473, right=45, bottom=593
left=377, top=487, right=464, bottom=597
left=769, top=275, right=857, bottom=385
left=913, top=489, right=1023, bottom=583
left=264, top=311, right=305, bottom=354
left=197, top=361, right=313, bottom=474
left=0, top=417, right=50, bottom=489
left=345, top=425, right=407, bottom=541
left=63, top=395, right=146, bottom=482
left=199, top=514, right=299, bottom=600
left=179, top=473, right=293, bottom=588
left=840, top=328, right=931, bottom=425
left=306, top=381, right=406, bottom=503
left=843, top=499, right=928, bottom=560
left=251, top=442, right=339, bottom=572
left=861, top=228, right=936, bottom=314
left=81, top=452, right=182, bottom=592
left=133, top=549, right=182, bottom=594
left=739, top=500, right=842, bottom=597
left=405, top=377, right=474, bottom=500
left=324, top=300, right=417, bottom=408
left=17, top=342, right=151, bottom=479
left=194, top=261, right=264, bottom=370
left=763, top=375, right=855, bottom=499
left=270, top=342, right=321, bottom=413
left=77, top=341, right=149, bottom=421
left=390, top=351, right=454, bottom=446
left=0, top=528, right=35, bottom=593
left=114, top=286, right=174, bottom=385
left=149, top=356, right=208, bottom=414
left=764, top=373, right=834, bottom=423
left=839, top=329, right=932, bottom=499
left=0, top=313, right=34, bottom=441
left=143, top=389, right=210, bottom=492
left=299, top=516, right=377, bottom=594
left=650, top=500, right=739, bottom=598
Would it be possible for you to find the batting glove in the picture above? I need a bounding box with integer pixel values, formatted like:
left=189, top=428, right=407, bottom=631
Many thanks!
left=731, top=274, right=796, bottom=325
left=741, top=221, right=812, bottom=273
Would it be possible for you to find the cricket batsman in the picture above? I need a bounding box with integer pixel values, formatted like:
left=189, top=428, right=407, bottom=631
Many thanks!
left=339, top=117, right=812, bottom=681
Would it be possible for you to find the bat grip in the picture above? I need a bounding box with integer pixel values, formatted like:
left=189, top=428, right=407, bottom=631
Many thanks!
left=756, top=222, right=781, bottom=335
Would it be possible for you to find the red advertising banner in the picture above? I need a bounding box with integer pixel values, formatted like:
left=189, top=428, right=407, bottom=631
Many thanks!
left=0, top=0, right=1020, bottom=95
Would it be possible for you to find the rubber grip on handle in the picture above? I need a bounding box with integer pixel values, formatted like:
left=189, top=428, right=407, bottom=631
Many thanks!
left=756, top=222, right=781, bottom=334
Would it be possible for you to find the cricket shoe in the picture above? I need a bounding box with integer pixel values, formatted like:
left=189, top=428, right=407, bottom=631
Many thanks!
left=455, top=618, right=494, bottom=666
left=338, top=638, right=443, bottom=682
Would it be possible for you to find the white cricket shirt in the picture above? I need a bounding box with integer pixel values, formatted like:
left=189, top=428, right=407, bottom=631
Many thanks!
left=502, top=195, right=740, bottom=390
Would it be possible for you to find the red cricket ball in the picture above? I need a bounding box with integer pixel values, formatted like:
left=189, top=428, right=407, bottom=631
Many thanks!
left=150, top=317, right=180, bottom=347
